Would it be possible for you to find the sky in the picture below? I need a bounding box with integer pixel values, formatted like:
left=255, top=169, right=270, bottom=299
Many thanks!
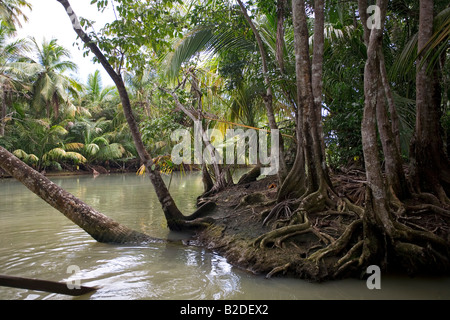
left=16, top=0, right=116, bottom=86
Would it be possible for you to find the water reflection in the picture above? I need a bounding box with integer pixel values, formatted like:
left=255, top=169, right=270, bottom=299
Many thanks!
left=1, top=173, right=450, bottom=300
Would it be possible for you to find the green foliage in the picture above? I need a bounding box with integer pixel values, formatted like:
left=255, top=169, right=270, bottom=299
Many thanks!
left=324, top=102, right=364, bottom=168
left=1, top=0, right=449, bottom=177
left=140, top=113, right=185, bottom=155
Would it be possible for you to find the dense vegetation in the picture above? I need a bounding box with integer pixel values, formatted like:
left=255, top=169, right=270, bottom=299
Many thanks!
left=0, top=1, right=448, bottom=174
left=1, top=0, right=449, bottom=280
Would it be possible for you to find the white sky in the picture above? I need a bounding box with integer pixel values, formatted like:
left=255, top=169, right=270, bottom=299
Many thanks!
left=16, top=0, right=116, bottom=86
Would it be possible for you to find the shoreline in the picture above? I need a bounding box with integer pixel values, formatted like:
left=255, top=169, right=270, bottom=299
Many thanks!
left=2, top=163, right=449, bottom=281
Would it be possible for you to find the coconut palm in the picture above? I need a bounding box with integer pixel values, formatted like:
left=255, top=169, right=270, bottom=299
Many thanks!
left=29, top=37, right=81, bottom=120
left=11, top=118, right=86, bottom=170
left=0, top=0, right=31, bottom=29
left=65, top=117, right=133, bottom=164
left=0, top=24, right=34, bottom=136
left=83, top=70, right=117, bottom=111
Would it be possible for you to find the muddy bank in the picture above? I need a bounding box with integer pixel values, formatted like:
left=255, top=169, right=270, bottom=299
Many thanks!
left=192, top=173, right=450, bottom=281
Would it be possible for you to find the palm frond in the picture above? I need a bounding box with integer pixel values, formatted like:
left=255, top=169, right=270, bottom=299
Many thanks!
left=64, top=142, right=85, bottom=151
left=65, top=151, right=87, bottom=164
left=85, top=143, right=100, bottom=156
left=164, top=24, right=255, bottom=80
left=392, top=7, right=450, bottom=80
left=44, top=147, right=67, bottom=161
left=13, top=148, right=28, bottom=159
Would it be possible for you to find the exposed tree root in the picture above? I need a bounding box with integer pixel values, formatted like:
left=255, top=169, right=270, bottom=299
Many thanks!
left=305, top=209, right=450, bottom=279
left=307, top=219, right=363, bottom=262
left=266, top=262, right=291, bottom=279
left=254, top=180, right=362, bottom=252
left=253, top=211, right=311, bottom=248
left=406, top=204, right=450, bottom=218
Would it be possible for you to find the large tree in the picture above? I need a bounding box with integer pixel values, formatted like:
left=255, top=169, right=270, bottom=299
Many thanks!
left=313, top=0, right=450, bottom=277
left=29, top=38, right=80, bottom=119
left=409, top=0, right=450, bottom=203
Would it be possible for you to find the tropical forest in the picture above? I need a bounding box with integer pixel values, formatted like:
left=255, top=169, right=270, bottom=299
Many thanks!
left=0, top=0, right=450, bottom=301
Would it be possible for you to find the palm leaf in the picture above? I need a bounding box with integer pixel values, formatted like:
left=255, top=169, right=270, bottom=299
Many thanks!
left=45, top=147, right=66, bottom=160
left=85, top=143, right=100, bottom=156
left=392, top=7, right=450, bottom=80
left=49, top=125, right=68, bottom=136
left=25, top=153, right=39, bottom=164
left=64, top=142, right=85, bottom=151
left=13, top=149, right=28, bottom=159
left=65, top=152, right=87, bottom=164
left=164, top=24, right=255, bottom=80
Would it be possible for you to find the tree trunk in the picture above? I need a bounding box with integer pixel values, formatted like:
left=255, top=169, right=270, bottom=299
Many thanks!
left=311, top=0, right=325, bottom=149
left=311, top=0, right=331, bottom=188
left=57, top=0, right=192, bottom=230
left=360, top=0, right=395, bottom=263
left=379, top=51, right=401, bottom=153
left=375, top=70, right=409, bottom=200
left=0, top=146, right=158, bottom=244
left=276, top=0, right=286, bottom=74
left=410, top=0, right=450, bottom=202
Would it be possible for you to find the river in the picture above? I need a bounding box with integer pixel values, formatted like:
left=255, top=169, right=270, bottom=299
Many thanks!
left=0, top=172, right=449, bottom=300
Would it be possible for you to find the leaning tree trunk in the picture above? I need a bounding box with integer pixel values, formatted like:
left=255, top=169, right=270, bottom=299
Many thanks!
left=410, top=0, right=450, bottom=203
left=57, top=0, right=194, bottom=231
left=0, top=146, right=158, bottom=244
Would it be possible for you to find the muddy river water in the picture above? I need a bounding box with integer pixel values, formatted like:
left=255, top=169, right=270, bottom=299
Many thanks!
left=1, top=172, right=449, bottom=300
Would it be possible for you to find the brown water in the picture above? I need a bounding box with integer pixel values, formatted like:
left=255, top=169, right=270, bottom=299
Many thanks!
left=1, top=172, right=449, bottom=300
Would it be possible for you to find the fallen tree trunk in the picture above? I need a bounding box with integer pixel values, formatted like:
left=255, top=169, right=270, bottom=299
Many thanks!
left=0, top=146, right=160, bottom=244
left=0, top=274, right=98, bottom=297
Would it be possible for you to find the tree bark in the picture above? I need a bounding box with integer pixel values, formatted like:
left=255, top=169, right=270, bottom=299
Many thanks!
left=0, top=146, right=158, bottom=244
left=379, top=51, right=401, bottom=153
left=311, top=0, right=330, bottom=187
left=275, top=0, right=286, bottom=74
left=57, top=0, right=189, bottom=230
left=375, top=71, right=409, bottom=200
left=360, top=0, right=396, bottom=253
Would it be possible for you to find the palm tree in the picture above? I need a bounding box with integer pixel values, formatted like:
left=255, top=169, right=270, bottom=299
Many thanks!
left=0, top=0, right=31, bottom=29
left=83, top=70, right=116, bottom=111
left=29, top=37, right=81, bottom=120
left=0, top=24, right=32, bottom=136
left=124, top=70, right=155, bottom=118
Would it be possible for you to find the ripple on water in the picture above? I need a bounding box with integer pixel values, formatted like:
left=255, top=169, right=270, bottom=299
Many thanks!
left=1, top=173, right=450, bottom=300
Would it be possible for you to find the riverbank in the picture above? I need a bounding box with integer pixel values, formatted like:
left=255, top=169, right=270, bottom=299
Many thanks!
left=1, top=159, right=449, bottom=282
left=193, top=170, right=450, bottom=281
left=0, top=158, right=203, bottom=179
